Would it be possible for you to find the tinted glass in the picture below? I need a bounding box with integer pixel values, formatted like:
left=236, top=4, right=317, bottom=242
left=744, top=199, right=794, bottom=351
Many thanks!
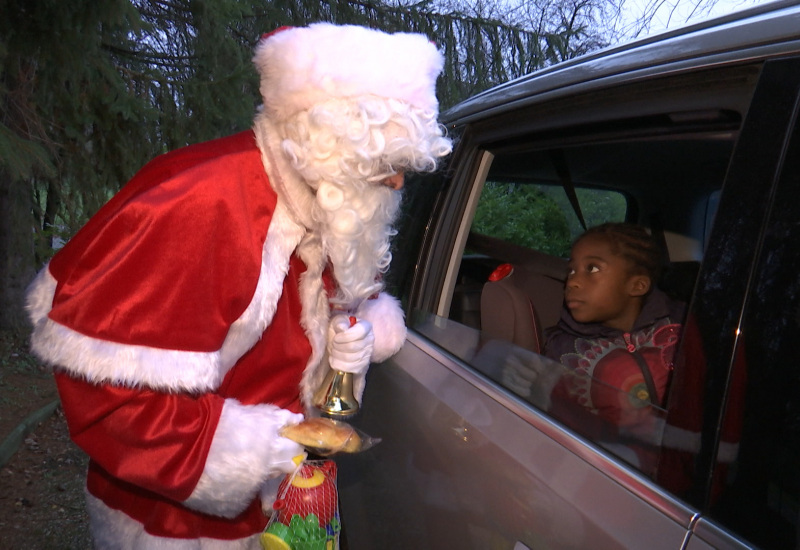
left=707, top=106, right=800, bottom=549
left=386, top=169, right=448, bottom=301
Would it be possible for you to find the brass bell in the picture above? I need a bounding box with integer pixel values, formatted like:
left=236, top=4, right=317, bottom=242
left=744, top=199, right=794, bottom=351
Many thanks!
left=313, top=368, right=359, bottom=418
left=314, top=314, right=360, bottom=418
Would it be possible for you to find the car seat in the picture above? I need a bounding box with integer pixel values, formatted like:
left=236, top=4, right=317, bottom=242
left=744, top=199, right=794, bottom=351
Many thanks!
left=480, top=263, right=566, bottom=353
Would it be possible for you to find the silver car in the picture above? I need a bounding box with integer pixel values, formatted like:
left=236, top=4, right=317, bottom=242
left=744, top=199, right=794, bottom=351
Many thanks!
left=338, top=2, right=800, bottom=548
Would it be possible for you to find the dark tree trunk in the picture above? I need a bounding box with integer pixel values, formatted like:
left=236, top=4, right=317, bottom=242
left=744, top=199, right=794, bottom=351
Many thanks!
left=0, top=169, right=37, bottom=336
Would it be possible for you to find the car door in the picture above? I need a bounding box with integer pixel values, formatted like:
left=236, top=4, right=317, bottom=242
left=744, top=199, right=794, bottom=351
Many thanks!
left=336, top=54, right=799, bottom=550
left=341, top=329, right=698, bottom=549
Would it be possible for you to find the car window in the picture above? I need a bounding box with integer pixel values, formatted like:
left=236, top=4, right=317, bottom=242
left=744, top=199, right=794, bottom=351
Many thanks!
left=415, top=128, right=738, bottom=480
left=385, top=168, right=450, bottom=303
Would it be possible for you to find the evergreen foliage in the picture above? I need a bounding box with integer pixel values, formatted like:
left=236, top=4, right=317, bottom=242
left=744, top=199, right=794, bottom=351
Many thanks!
left=472, top=182, right=628, bottom=258
left=0, top=0, right=605, bottom=332
left=472, top=182, right=573, bottom=257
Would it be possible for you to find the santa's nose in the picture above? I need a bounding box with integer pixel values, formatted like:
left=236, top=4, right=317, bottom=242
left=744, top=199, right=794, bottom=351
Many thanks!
left=381, top=172, right=405, bottom=190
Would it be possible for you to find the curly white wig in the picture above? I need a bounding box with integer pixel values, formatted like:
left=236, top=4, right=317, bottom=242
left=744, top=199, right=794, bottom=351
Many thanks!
left=279, top=95, right=451, bottom=190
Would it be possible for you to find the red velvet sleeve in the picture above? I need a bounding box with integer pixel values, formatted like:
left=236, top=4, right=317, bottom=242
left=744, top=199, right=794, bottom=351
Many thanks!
left=55, top=370, right=225, bottom=502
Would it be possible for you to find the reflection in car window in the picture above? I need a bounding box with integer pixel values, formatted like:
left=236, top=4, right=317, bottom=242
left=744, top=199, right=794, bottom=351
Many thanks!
left=410, top=310, right=669, bottom=473
left=386, top=170, right=447, bottom=300
left=707, top=115, right=800, bottom=548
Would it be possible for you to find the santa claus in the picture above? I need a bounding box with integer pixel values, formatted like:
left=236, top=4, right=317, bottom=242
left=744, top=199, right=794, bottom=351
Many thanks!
left=25, top=23, right=451, bottom=548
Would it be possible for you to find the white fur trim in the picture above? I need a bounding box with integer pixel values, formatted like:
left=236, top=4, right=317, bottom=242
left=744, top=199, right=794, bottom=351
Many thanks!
left=26, top=267, right=223, bottom=391
left=25, top=265, right=57, bottom=327
left=86, top=490, right=262, bottom=549
left=356, top=292, right=407, bottom=363
left=31, top=318, right=224, bottom=392
left=183, top=399, right=303, bottom=518
left=253, top=23, right=443, bottom=121
left=254, top=115, right=317, bottom=229
left=297, top=234, right=333, bottom=414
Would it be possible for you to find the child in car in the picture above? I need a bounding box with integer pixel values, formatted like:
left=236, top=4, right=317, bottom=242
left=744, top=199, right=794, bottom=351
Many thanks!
left=542, top=223, right=686, bottom=473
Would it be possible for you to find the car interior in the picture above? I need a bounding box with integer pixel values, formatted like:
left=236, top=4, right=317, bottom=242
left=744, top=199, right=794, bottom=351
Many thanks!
left=404, top=117, right=743, bottom=476
left=447, top=131, right=737, bottom=343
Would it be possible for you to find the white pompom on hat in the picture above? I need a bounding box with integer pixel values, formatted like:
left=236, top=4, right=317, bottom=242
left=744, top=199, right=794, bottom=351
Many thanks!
left=253, top=23, right=444, bottom=121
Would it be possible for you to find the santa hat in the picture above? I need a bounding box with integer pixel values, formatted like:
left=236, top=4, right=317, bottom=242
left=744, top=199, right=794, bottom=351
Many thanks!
left=253, top=23, right=444, bottom=121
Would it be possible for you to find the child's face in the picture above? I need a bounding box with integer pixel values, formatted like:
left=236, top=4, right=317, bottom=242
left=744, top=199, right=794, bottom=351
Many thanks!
left=565, top=234, right=650, bottom=331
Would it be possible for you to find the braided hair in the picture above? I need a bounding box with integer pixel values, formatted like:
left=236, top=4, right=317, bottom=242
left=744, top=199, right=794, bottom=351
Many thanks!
left=575, top=223, right=667, bottom=289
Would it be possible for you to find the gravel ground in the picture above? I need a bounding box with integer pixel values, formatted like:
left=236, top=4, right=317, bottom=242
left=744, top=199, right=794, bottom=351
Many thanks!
left=0, top=331, right=92, bottom=549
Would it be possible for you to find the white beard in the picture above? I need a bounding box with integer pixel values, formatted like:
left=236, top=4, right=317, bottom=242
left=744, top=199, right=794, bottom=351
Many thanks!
left=312, top=178, right=401, bottom=310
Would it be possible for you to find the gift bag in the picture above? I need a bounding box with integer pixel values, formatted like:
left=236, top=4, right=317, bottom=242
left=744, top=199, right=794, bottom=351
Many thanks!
left=261, top=459, right=341, bottom=550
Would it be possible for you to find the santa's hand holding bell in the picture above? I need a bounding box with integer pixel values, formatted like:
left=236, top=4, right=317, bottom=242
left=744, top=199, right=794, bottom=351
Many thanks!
left=327, top=315, right=375, bottom=402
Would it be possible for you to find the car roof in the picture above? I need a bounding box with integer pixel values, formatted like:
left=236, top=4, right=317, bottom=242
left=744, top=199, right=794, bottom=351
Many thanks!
left=442, top=0, right=800, bottom=127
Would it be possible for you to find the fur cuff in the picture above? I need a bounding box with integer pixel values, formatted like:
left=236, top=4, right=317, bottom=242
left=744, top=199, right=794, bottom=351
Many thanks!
left=25, top=264, right=56, bottom=328
left=183, top=400, right=303, bottom=518
left=356, top=292, right=407, bottom=363
left=86, top=491, right=261, bottom=549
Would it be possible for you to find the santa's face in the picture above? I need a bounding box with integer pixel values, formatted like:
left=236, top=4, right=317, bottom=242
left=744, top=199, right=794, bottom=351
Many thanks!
left=276, top=95, right=450, bottom=309
left=380, top=172, right=405, bottom=190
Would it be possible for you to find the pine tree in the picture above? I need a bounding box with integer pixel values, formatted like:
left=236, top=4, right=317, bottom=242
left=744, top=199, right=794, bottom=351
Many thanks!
left=0, top=0, right=595, bottom=334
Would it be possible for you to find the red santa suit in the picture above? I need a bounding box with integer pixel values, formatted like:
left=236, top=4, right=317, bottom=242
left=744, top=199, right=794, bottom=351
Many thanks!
left=26, top=22, right=447, bottom=548
left=25, top=128, right=407, bottom=547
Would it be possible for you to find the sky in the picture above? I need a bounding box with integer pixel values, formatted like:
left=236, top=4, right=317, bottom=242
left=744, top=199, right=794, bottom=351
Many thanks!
left=619, top=0, right=776, bottom=38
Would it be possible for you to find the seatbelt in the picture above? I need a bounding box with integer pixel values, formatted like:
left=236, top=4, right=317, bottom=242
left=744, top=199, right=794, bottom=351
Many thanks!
left=549, top=149, right=587, bottom=231
left=649, top=211, right=671, bottom=264
left=631, top=349, right=661, bottom=406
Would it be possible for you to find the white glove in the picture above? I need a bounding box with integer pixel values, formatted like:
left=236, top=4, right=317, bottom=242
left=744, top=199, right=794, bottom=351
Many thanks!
left=260, top=474, right=284, bottom=514
left=327, top=315, right=374, bottom=376
left=473, top=339, right=561, bottom=411
left=269, top=433, right=306, bottom=476
left=501, top=352, right=539, bottom=399
left=260, top=429, right=306, bottom=513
